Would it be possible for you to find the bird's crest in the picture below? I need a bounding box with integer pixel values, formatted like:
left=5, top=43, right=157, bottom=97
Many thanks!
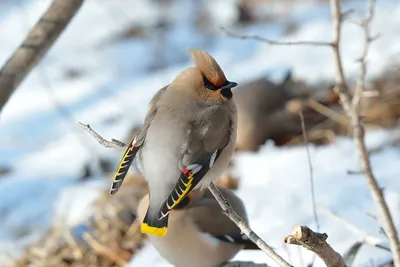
left=190, top=49, right=227, bottom=87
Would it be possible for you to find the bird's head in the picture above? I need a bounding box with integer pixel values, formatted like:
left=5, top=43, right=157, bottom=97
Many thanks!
left=171, top=49, right=238, bottom=104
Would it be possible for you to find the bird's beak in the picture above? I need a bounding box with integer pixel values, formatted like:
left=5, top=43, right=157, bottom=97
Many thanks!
left=219, top=81, right=238, bottom=90
left=219, top=81, right=237, bottom=100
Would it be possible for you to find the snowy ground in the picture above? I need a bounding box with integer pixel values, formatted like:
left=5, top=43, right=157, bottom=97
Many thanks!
left=130, top=128, right=400, bottom=267
left=0, top=0, right=399, bottom=266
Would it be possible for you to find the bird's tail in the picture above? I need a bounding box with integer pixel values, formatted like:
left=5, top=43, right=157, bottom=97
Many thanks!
left=141, top=206, right=169, bottom=237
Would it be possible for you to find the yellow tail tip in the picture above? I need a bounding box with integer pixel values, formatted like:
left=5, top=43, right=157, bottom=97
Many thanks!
left=141, top=223, right=168, bottom=237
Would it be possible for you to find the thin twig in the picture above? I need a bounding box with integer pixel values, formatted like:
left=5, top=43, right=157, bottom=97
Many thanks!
left=306, top=98, right=348, bottom=127
left=222, top=262, right=270, bottom=267
left=285, top=226, right=347, bottom=267
left=208, top=183, right=293, bottom=267
left=317, top=204, right=390, bottom=252
left=329, top=1, right=400, bottom=265
left=299, top=112, right=319, bottom=267
left=78, top=122, right=127, bottom=148
left=39, top=67, right=77, bottom=131
left=0, top=0, right=85, bottom=114
left=78, top=123, right=292, bottom=267
left=299, top=112, right=320, bottom=232
left=221, top=27, right=332, bottom=47
left=352, top=0, right=376, bottom=112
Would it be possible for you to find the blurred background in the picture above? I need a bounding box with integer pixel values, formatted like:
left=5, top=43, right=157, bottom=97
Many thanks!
left=0, top=0, right=399, bottom=266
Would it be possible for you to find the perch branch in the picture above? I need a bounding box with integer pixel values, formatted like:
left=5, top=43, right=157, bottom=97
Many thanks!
left=79, top=123, right=293, bottom=267
left=285, top=226, right=347, bottom=267
left=329, top=0, right=400, bottom=265
left=0, top=0, right=85, bottom=113
left=208, top=183, right=293, bottom=267
left=318, top=204, right=390, bottom=252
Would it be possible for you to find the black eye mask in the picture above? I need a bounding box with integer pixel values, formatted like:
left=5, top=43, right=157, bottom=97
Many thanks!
left=203, top=75, right=218, bottom=91
left=202, top=74, right=237, bottom=93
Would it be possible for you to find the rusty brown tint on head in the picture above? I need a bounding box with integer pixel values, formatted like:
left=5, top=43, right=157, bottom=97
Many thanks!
left=190, top=49, right=227, bottom=87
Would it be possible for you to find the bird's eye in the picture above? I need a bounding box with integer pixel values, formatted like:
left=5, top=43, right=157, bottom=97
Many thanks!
left=202, top=75, right=218, bottom=91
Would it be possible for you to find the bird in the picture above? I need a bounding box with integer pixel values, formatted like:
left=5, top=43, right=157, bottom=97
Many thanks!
left=136, top=186, right=258, bottom=267
left=234, top=70, right=311, bottom=150
left=110, top=49, right=238, bottom=237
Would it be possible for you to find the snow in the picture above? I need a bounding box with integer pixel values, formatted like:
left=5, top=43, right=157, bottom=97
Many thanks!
left=0, top=0, right=399, bottom=266
left=126, top=129, right=400, bottom=267
left=231, top=129, right=400, bottom=266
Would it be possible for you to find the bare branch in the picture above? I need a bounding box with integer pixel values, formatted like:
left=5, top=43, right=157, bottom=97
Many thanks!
left=299, top=112, right=320, bottom=267
left=208, top=183, right=293, bottom=267
left=330, top=0, right=347, bottom=87
left=285, top=226, right=347, bottom=267
left=78, top=122, right=127, bottom=148
left=306, top=98, right=348, bottom=127
left=221, top=27, right=332, bottom=47
left=299, top=112, right=320, bottom=232
left=329, top=0, right=354, bottom=116
left=352, top=0, right=376, bottom=112
left=0, top=0, right=85, bottom=114
left=318, top=204, right=390, bottom=251
left=329, top=1, right=400, bottom=265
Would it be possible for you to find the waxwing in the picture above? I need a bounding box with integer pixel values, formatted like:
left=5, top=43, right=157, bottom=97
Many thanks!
left=137, top=186, right=258, bottom=267
left=110, top=49, right=238, bottom=237
left=234, top=70, right=311, bottom=150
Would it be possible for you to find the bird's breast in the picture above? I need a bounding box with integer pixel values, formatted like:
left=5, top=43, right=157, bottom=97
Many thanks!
left=148, top=216, right=242, bottom=267
left=137, top=113, right=188, bottom=189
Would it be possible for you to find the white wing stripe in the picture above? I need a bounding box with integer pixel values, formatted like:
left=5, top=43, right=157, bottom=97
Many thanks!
left=209, top=151, right=218, bottom=168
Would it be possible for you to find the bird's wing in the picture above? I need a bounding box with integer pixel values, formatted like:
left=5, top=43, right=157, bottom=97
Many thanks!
left=156, top=107, right=235, bottom=219
left=109, top=85, right=168, bottom=195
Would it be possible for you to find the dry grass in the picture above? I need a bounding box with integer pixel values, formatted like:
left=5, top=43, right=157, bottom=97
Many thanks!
left=8, top=173, right=148, bottom=267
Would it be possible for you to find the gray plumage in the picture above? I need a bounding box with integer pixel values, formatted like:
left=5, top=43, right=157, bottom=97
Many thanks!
left=111, top=49, right=238, bottom=237
left=137, top=187, right=251, bottom=267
